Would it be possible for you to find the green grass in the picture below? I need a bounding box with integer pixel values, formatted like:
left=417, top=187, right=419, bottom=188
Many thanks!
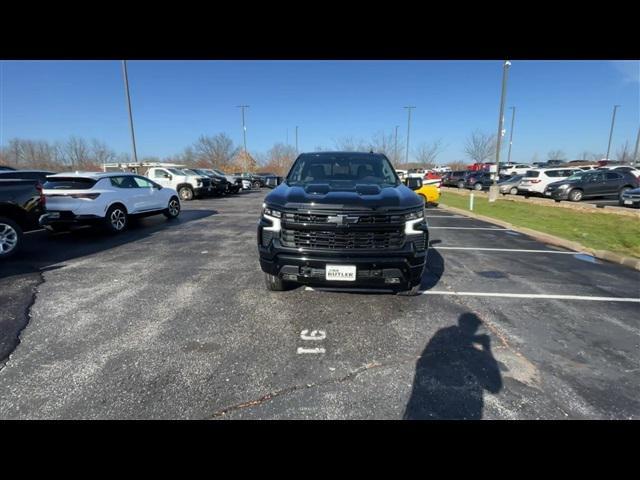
left=440, top=191, right=640, bottom=259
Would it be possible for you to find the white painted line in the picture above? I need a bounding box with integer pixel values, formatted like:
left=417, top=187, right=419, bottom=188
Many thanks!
left=297, top=347, right=326, bottom=354
left=425, top=215, right=471, bottom=218
left=435, top=246, right=580, bottom=254
left=429, top=227, right=510, bottom=230
left=304, top=287, right=315, bottom=291
left=421, top=290, right=640, bottom=303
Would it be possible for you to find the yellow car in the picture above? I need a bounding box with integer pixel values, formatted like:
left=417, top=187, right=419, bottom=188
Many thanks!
left=414, top=182, right=440, bottom=207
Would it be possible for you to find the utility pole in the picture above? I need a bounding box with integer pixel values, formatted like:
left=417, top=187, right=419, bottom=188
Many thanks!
left=121, top=60, right=139, bottom=164
left=394, top=125, right=399, bottom=167
left=404, top=107, right=415, bottom=164
left=606, top=105, right=621, bottom=161
left=237, top=105, right=249, bottom=171
left=490, top=60, right=511, bottom=202
left=507, top=106, right=516, bottom=164
left=295, top=126, right=299, bottom=155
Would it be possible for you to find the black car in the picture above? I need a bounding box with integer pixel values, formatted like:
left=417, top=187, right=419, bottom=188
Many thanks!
left=442, top=170, right=469, bottom=187
left=1, top=178, right=47, bottom=258
left=0, top=166, right=16, bottom=171
left=464, top=171, right=507, bottom=190
left=545, top=169, right=639, bottom=202
left=257, top=151, right=428, bottom=295
left=0, top=169, right=55, bottom=183
left=188, top=168, right=230, bottom=195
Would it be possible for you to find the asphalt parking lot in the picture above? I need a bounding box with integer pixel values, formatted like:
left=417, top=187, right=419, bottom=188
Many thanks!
left=1, top=189, right=639, bottom=419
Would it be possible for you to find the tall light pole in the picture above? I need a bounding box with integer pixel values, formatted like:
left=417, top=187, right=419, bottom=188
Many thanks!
left=606, top=105, right=621, bottom=161
left=507, top=106, right=516, bottom=165
left=295, top=126, right=299, bottom=155
left=394, top=125, right=399, bottom=166
left=121, top=60, right=139, bottom=164
left=237, top=105, right=249, bottom=170
left=634, top=126, right=640, bottom=164
left=404, top=107, right=415, bottom=164
left=492, top=60, right=511, bottom=195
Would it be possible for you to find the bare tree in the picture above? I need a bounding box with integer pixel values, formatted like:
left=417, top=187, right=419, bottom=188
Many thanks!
left=262, top=143, right=297, bottom=176
left=59, top=136, right=93, bottom=169
left=192, top=133, right=239, bottom=169
left=446, top=161, right=468, bottom=171
left=547, top=149, right=567, bottom=161
left=616, top=141, right=632, bottom=162
left=332, top=136, right=369, bottom=152
left=413, top=139, right=445, bottom=168
left=90, top=139, right=116, bottom=165
left=464, top=130, right=496, bottom=163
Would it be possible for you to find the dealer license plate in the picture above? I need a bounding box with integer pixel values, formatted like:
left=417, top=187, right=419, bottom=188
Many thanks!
left=325, top=265, right=356, bottom=282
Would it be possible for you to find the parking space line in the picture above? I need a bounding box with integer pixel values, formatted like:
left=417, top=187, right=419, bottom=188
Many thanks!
left=425, top=215, right=471, bottom=218
left=435, top=247, right=580, bottom=254
left=429, top=227, right=510, bottom=230
left=421, top=291, right=640, bottom=303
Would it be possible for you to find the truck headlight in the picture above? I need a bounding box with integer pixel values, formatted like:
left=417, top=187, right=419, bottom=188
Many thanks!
left=262, top=204, right=282, bottom=232
left=404, top=210, right=426, bottom=234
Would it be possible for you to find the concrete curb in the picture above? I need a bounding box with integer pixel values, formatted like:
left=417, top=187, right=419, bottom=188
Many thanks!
left=438, top=203, right=640, bottom=271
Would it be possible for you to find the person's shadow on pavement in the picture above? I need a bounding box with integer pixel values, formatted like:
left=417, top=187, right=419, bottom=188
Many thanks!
left=403, top=313, right=503, bottom=420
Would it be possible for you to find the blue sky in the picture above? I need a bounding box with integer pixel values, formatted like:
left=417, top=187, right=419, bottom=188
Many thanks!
left=1, top=60, right=638, bottom=163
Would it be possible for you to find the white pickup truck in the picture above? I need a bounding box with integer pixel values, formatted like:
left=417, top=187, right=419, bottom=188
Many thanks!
left=144, top=167, right=211, bottom=200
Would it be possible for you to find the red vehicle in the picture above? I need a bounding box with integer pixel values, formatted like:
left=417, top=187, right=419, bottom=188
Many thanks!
left=423, top=171, right=442, bottom=187
left=468, top=162, right=495, bottom=172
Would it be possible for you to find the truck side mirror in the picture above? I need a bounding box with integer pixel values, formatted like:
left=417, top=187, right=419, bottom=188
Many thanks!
left=407, top=177, right=423, bottom=190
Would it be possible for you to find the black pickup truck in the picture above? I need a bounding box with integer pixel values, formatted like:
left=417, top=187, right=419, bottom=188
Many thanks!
left=0, top=179, right=46, bottom=258
left=257, top=151, right=429, bottom=295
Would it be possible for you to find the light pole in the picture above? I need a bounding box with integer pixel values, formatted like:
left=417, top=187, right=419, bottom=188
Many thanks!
left=394, top=125, right=399, bottom=167
left=237, top=105, right=249, bottom=170
left=507, top=106, right=516, bottom=165
left=121, top=60, right=139, bottom=164
left=606, top=105, right=621, bottom=161
left=404, top=107, right=415, bottom=164
left=491, top=60, right=511, bottom=200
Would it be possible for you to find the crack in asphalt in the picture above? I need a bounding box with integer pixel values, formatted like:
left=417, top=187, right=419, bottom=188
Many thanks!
left=207, top=357, right=421, bottom=419
left=0, top=269, right=44, bottom=373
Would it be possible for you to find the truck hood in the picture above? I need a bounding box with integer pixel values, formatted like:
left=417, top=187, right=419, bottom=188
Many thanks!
left=264, top=182, right=423, bottom=211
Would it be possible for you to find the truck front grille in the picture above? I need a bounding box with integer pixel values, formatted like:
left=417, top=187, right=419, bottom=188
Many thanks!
left=281, top=228, right=405, bottom=250
left=283, top=212, right=404, bottom=224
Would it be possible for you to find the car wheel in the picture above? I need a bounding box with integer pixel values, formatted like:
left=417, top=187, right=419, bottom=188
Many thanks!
left=457, top=181, right=465, bottom=189
left=568, top=189, right=583, bottom=202
left=264, top=272, right=288, bottom=291
left=474, top=183, right=483, bottom=191
left=104, top=204, right=128, bottom=233
left=0, top=216, right=22, bottom=259
left=398, top=283, right=421, bottom=296
left=509, top=187, right=518, bottom=195
left=619, top=187, right=631, bottom=201
left=252, top=181, right=261, bottom=189
left=179, top=186, right=194, bottom=201
left=164, top=196, right=181, bottom=219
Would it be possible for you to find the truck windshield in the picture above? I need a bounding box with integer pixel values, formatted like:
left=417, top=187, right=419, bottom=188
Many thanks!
left=286, top=153, right=399, bottom=187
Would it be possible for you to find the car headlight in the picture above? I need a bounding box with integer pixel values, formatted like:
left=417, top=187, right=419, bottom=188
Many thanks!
left=557, top=184, right=569, bottom=189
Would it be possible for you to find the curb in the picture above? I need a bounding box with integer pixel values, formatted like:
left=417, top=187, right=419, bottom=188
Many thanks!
left=438, top=203, right=640, bottom=271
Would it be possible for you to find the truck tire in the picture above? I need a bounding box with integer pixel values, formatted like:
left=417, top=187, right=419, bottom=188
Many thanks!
left=398, top=283, right=421, bottom=296
left=264, top=272, right=288, bottom=291
left=164, top=196, right=181, bottom=219
left=104, top=204, right=128, bottom=233
left=0, top=216, right=22, bottom=259
left=179, top=186, right=194, bottom=201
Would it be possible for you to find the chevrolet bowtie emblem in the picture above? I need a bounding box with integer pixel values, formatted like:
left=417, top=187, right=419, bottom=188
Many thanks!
left=326, top=215, right=359, bottom=225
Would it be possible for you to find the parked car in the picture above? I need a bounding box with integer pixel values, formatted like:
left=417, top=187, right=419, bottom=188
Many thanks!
left=395, top=169, right=408, bottom=180
left=464, top=171, right=507, bottom=190
left=518, top=167, right=580, bottom=196
left=39, top=172, right=181, bottom=233
left=258, top=151, right=428, bottom=295
left=0, top=178, right=47, bottom=258
left=184, top=168, right=229, bottom=196
left=499, top=163, right=531, bottom=176
left=545, top=169, right=639, bottom=202
left=205, top=168, right=242, bottom=193
left=413, top=181, right=440, bottom=207
left=599, top=165, right=640, bottom=178
left=234, top=173, right=264, bottom=189
left=619, top=187, right=640, bottom=208
left=144, top=166, right=210, bottom=200
left=0, top=169, right=56, bottom=183
left=263, top=175, right=284, bottom=189
left=0, top=165, right=17, bottom=171
left=498, top=174, right=524, bottom=195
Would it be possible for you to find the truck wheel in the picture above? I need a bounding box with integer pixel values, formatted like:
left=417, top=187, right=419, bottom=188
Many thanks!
left=457, top=181, right=465, bottom=189
left=0, top=216, right=22, bottom=259
left=264, top=272, right=288, bottom=291
left=398, top=284, right=421, bottom=296
left=179, top=186, right=194, bottom=201
left=164, top=196, right=181, bottom=219
left=104, top=204, right=128, bottom=233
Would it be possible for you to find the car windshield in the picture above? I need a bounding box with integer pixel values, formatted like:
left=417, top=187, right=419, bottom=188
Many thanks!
left=286, top=153, right=399, bottom=187
left=566, top=171, right=586, bottom=180
left=499, top=175, right=522, bottom=183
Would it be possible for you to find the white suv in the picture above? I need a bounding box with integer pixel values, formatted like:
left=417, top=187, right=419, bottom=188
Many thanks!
left=518, top=167, right=581, bottom=196
left=39, top=172, right=181, bottom=233
left=500, top=163, right=531, bottom=176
